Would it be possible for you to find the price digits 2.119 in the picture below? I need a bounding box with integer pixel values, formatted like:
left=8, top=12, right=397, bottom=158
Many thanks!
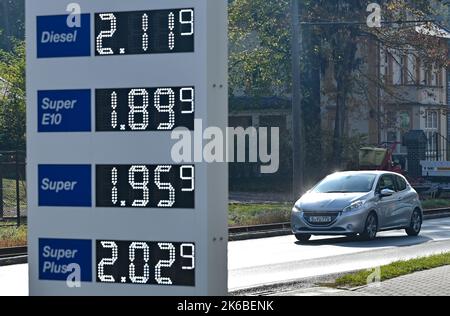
left=95, top=8, right=195, bottom=55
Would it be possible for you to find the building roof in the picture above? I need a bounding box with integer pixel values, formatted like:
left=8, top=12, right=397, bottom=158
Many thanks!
left=230, top=95, right=291, bottom=112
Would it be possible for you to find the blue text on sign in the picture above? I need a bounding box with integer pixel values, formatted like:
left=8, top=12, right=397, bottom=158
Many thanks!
left=39, top=239, right=92, bottom=282
left=38, top=90, right=91, bottom=132
left=37, top=14, right=90, bottom=58
left=38, top=165, right=92, bottom=207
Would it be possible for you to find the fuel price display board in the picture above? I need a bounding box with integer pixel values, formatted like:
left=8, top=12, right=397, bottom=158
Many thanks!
left=26, top=0, right=228, bottom=296
left=95, top=9, right=195, bottom=56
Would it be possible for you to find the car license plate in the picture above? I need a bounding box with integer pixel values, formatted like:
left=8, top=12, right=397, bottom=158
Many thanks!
left=308, top=216, right=332, bottom=223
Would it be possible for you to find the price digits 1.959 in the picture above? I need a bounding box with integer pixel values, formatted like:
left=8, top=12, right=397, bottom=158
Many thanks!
left=96, top=165, right=195, bottom=209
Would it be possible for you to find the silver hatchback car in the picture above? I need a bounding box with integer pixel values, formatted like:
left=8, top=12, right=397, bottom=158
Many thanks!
left=291, top=171, right=423, bottom=242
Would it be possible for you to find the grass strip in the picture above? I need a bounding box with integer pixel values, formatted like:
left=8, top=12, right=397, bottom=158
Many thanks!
left=333, top=253, right=450, bottom=288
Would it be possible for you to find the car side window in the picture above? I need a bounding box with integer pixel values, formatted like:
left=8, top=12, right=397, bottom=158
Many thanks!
left=377, top=175, right=396, bottom=192
left=396, top=176, right=407, bottom=192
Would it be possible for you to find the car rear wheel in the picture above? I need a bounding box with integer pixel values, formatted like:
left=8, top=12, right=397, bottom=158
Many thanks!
left=406, top=209, right=422, bottom=237
left=360, top=213, right=378, bottom=241
left=295, top=234, right=311, bottom=242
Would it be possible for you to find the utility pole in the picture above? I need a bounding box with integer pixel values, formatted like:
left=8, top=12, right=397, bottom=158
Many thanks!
left=291, top=0, right=304, bottom=199
left=1, top=0, right=11, bottom=50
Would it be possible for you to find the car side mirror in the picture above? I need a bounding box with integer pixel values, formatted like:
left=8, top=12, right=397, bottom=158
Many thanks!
left=380, top=189, right=395, bottom=197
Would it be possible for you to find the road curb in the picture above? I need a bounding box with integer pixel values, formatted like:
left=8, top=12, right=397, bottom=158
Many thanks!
left=424, top=212, right=450, bottom=220
left=230, top=271, right=356, bottom=296
left=229, top=229, right=292, bottom=241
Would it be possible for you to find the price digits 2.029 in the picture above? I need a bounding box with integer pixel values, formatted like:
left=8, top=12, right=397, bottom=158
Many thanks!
left=95, top=8, right=194, bottom=55
left=97, top=240, right=195, bottom=286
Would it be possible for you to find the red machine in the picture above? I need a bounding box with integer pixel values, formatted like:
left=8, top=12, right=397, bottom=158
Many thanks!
left=359, top=142, right=403, bottom=174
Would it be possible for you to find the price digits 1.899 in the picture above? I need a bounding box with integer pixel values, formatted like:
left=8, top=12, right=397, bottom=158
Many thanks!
left=96, top=165, right=195, bottom=209
left=96, top=87, right=195, bottom=132
left=95, top=8, right=194, bottom=55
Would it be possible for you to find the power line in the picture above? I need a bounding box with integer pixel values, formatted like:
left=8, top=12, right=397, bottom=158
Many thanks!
left=299, top=19, right=435, bottom=26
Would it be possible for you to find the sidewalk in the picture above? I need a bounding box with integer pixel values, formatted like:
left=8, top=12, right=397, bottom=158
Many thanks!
left=277, top=265, right=450, bottom=296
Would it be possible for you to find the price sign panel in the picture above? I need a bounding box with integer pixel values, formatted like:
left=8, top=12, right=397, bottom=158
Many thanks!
left=26, top=0, right=228, bottom=296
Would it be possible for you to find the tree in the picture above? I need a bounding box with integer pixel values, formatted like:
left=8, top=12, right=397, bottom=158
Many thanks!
left=229, top=0, right=291, bottom=97
left=229, top=0, right=326, bottom=186
left=0, top=0, right=25, bottom=51
left=0, top=41, right=26, bottom=150
left=230, top=0, right=450, bottom=182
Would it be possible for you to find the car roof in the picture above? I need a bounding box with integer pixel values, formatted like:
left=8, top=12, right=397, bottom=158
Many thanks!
left=329, top=171, right=402, bottom=177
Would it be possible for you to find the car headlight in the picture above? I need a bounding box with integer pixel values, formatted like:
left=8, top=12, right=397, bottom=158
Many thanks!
left=343, top=200, right=365, bottom=213
left=293, top=205, right=302, bottom=213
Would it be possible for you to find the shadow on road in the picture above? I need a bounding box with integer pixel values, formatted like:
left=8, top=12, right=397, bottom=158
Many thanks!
left=295, top=235, right=432, bottom=248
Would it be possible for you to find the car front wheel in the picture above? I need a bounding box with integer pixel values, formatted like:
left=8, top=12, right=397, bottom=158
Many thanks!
left=360, top=213, right=378, bottom=241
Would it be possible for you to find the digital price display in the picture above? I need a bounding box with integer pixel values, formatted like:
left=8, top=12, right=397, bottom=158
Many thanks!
left=28, top=0, right=227, bottom=296
left=96, top=87, right=195, bottom=132
left=95, top=8, right=194, bottom=56
left=96, top=165, right=195, bottom=209
left=96, top=240, right=195, bottom=286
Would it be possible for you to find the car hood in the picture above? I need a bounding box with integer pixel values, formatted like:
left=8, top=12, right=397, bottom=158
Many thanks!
left=296, top=192, right=372, bottom=211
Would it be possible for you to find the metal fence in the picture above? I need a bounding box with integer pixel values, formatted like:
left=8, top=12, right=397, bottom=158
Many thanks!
left=426, top=132, right=450, bottom=162
left=0, top=151, right=26, bottom=227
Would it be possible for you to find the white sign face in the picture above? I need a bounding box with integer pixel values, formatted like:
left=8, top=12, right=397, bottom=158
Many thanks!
left=26, top=0, right=228, bottom=296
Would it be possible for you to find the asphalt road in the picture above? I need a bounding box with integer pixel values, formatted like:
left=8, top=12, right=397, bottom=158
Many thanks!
left=229, top=217, right=450, bottom=291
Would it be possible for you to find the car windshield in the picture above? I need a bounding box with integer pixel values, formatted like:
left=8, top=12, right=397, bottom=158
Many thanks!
left=312, top=174, right=376, bottom=193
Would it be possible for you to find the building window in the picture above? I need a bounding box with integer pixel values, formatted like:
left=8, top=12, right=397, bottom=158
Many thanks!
left=406, top=53, right=416, bottom=84
left=399, top=111, right=411, bottom=132
left=392, top=53, right=403, bottom=85
left=425, top=111, right=438, bottom=130
left=435, top=67, right=443, bottom=87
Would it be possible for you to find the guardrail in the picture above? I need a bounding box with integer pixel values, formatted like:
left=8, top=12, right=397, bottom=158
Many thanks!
left=0, top=246, right=27, bottom=266
left=228, top=208, right=450, bottom=241
left=0, top=246, right=27, bottom=259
